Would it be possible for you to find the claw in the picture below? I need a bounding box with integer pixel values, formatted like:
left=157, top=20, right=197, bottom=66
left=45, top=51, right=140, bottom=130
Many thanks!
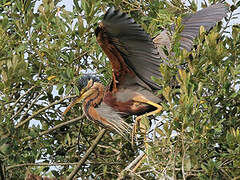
left=131, top=115, right=147, bottom=146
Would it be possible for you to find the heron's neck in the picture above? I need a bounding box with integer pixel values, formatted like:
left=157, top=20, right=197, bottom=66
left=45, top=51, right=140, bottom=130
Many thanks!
left=83, top=83, right=104, bottom=108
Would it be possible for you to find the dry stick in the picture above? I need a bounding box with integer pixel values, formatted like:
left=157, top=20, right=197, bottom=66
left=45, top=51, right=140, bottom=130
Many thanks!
left=66, top=128, right=106, bottom=180
left=23, top=115, right=84, bottom=141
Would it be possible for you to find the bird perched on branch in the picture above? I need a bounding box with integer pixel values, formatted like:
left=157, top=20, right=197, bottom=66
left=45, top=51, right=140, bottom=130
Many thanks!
left=63, top=3, right=228, bottom=140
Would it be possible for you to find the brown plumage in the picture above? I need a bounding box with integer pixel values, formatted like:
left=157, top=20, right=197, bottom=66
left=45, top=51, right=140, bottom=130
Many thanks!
left=64, top=3, right=228, bottom=139
left=63, top=75, right=132, bottom=140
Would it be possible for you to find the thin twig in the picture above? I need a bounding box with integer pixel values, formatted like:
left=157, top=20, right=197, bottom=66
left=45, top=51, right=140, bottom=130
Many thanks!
left=11, top=85, right=36, bottom=108
left=220, top=168, right=232, bottom=179
left=181, top=133, right=187, bottom=180
left=66, top=128, right=106, bottom=180
left=11, top=88, right=46, bottom=120
left=0, top=160, right=5, bottom=180
left=10, top=96, right=31, bottom=120
left=220, top=9, right=233, bottom=36
left=15, top=95, right=75, bottom=129
left=77, top=120, right=83, bottom=153
left=18, top=88, right=49, bottom=121
left=6, top=160, right=122, bottom=171
left=74, top=51, right=88, bottom=61
left=97, top=144, right=120, bottom=155
left=173, top=147, right=177, bottom=180
left=23, top=115, right=85, bottom=141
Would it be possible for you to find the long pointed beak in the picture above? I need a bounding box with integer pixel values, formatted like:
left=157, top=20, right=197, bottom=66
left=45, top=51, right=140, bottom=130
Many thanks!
left=62, top=88, right=94, bottom=115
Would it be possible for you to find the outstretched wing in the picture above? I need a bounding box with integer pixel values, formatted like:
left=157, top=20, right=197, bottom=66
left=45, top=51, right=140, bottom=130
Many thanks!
left=179, top=3, right=228, bottom=51
left=96, top=7, right=163, bottom=90
left=154, top=3, right=228, bottom=53
left=96, top=4, right=227, bottom=90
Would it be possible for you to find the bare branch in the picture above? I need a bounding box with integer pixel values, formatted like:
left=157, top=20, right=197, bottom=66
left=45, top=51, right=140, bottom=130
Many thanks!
left=10, top=96, right=31, bottom=120
left=15, top=95, right=76, bottom=129
left=0, top=160, right=5, bottom=180
left=11, top=85, right=36, bottom=108
left=23, top=115, right=85, bottom=141
left=17, top=88, right=48, bottom=121
left=66, top=128, right=106, bottom=180
left=117, top=153, right=146, bottom=180
left=6, top=160, right=122, bottom=171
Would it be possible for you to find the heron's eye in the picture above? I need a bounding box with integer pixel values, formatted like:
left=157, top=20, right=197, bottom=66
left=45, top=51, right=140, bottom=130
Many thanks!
left=86, top=79, right=94, bottom=89
left=77, top=75, right=100, bottom=92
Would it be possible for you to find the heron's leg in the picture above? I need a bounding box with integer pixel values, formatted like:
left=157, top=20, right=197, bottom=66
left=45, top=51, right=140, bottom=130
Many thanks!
left=133, top=96, right=163, bottom=118
left=131, top=96, right=163, bottom=145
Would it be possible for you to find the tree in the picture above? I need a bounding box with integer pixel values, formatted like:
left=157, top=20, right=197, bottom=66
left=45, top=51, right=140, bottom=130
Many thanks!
left=0, top=0, right=239, bottom=179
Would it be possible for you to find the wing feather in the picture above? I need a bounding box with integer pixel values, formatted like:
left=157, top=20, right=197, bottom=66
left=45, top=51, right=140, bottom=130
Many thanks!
left=179, top=3, right=228, bottom=51
left=101, top=7, right=163, bottom=90
left=153, top=3, right=227, bottom=56
left=98, top=4, right=227, bottom=90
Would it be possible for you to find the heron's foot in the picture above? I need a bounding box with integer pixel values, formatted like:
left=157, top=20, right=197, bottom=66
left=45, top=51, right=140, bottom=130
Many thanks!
left=131, top=95, right=163, bottom=146
left=131, top=115, right=147, bottom=146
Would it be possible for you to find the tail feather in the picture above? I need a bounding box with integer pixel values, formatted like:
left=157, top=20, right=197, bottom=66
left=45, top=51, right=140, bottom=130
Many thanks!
left=93, top=103, right=132, bottom=141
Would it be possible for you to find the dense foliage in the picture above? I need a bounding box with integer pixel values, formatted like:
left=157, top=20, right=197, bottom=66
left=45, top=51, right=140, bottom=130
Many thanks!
left=0, top=0, right=239, bottom=179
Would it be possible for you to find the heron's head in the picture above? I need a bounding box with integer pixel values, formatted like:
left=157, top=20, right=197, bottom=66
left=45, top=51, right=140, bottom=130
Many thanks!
left=77, top=75, right=100, bottom=92
left=63, top=75, right=100, bottom=115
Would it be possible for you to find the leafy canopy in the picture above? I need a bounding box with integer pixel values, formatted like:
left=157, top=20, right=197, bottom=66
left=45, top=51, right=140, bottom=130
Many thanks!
left=0, top=0, right=239, bottom=179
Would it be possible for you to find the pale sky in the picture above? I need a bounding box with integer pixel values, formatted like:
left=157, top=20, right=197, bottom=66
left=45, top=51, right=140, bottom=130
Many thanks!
left=57, top=0, right=240, bottom=26
left=34, top=0, right=239, bottom=27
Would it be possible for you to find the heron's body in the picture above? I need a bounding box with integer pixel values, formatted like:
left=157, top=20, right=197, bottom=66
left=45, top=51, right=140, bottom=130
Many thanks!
left=64, top=3, right=228, bottom=139
left=103, top=80, right=162, bottom=116
left=82, top=82, right=130, bottom=132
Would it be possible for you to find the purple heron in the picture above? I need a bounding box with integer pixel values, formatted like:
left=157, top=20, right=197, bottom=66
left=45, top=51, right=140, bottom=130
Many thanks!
left=63, top=3, right=227, bottom=139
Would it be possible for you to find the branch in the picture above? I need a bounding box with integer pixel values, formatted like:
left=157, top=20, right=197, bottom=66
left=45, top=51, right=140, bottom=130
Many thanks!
left=0, top=160, right=5, bottom=180
left=6, top=161, right=122, bottom=171
left=66, top=128, right=106, bottom=180
left=181, top=133, right=189, bottom=180
left=6, top=162, right=79, bottom=171
left=17, top=88, right=47, bottom=121
left=15, top=95, right=75, bottom=129
left=220, top=8, right=233, bottom=36
left=23, top=115, right=85, bottom=141
left=117, top=153, right=146, bottom=180
left=10, top=95, right=32, bottom=120
left=2, top=95, right=76, bottom=139
left=11, top=85, right=36, bottom=108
